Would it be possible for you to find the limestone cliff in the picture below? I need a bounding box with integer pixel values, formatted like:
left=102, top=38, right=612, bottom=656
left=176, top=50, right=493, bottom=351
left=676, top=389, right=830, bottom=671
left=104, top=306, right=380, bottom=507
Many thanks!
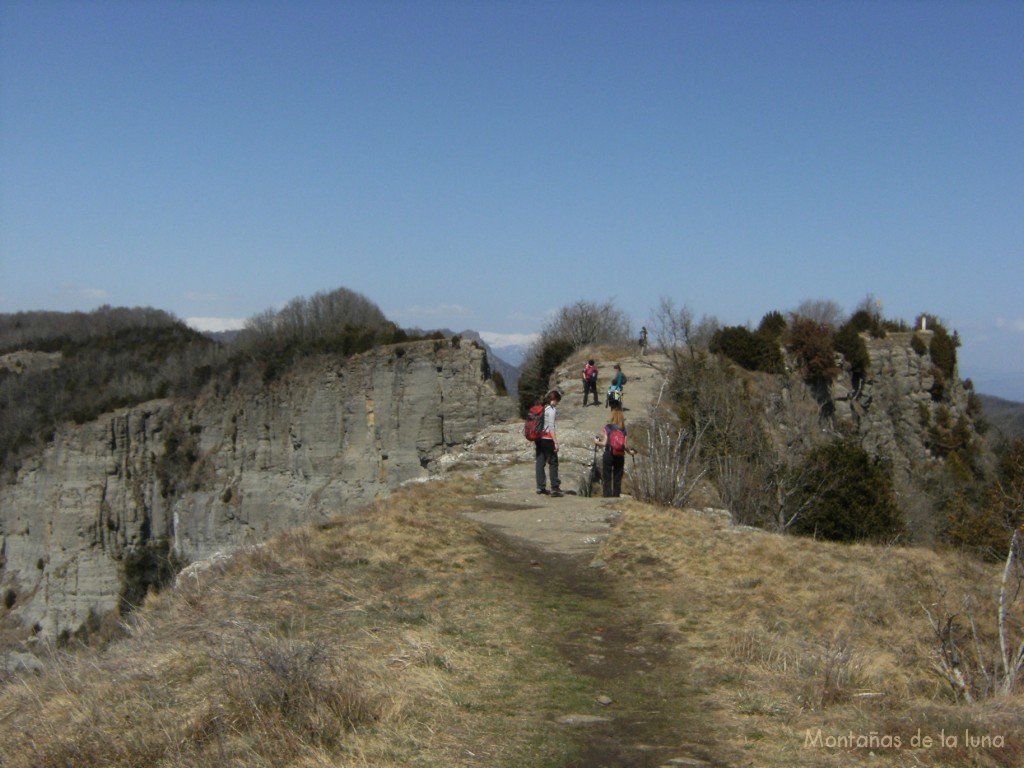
left=0, top=340, right=515, bottom=637
left=832, top=330, right=976, bottom=480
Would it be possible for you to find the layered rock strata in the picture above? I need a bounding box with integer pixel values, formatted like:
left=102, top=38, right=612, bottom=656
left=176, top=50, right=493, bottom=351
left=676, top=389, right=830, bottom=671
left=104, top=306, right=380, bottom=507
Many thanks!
left=0, top=341, right=514, bottom=636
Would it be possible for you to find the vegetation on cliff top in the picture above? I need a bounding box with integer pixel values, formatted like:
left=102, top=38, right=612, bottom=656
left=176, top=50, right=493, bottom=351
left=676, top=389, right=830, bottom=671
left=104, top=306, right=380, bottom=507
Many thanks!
left=4, top=288, right=1017, bottom=558
left=515, top=294, right=1018, bottom=558
left=0, top=288, right=470, bottom=480
left=0, top=307, right=222, bottom=479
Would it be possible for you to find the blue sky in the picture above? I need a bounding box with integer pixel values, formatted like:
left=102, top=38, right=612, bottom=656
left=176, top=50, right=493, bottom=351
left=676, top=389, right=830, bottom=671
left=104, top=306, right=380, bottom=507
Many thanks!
left=2, top=1, right=1022, bottom=398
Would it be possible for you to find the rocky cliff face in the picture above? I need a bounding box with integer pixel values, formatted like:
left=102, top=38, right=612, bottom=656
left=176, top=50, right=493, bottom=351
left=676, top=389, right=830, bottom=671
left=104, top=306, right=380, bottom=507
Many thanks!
left=832, top=330, right=975, bottom=481
left=0, top=340, right=515, bottom=637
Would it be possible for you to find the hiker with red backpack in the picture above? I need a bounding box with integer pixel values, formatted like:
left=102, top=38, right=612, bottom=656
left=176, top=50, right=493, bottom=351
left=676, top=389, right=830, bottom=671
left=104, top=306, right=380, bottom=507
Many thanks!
left=531, top=390, right=563, bottom=496
left=594, top=408, right=634, bottom=497
left=581, top=359, right=599, bottom=406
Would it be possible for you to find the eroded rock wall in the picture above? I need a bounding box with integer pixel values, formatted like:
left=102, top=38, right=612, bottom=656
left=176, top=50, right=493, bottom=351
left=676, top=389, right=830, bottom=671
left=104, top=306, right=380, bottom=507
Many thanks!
left=832, top=331, right=973, bottom=480
left=0, top=341, right=514, bottom=636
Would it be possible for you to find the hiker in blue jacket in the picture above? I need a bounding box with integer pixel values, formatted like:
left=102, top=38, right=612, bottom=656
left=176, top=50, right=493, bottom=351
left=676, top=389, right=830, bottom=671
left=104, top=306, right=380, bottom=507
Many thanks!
left=606, top=364, right=627, bottom=409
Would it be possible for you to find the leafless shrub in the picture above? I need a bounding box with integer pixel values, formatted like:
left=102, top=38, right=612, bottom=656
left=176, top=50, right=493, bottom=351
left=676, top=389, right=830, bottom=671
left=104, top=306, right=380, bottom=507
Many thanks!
left=715, top=453, right=774, bottom=527
left=922, top=530, right=1024, bottom=703
left=211, top=624, right=379, bottom=745
left=792, top=298, right=844, bottom=328
left=629, top=406, right=708, bottom=508
left=815, top=633, right=863, bottom=708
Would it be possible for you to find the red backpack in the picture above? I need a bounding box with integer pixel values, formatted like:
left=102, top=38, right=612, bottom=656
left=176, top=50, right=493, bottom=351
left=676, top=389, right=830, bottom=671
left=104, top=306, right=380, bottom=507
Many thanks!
left=607, top=426, right=627, bottom=457
left=524, top=405, right=545, bottom=441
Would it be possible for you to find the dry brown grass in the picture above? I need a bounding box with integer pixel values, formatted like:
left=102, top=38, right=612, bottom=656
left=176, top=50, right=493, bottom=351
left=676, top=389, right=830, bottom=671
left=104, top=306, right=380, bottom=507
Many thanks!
left=597, top=502, right=1024, bottom=767
left=2, top=472, right=1022, bottom=767
left=0, top=477, right=587, bottom=767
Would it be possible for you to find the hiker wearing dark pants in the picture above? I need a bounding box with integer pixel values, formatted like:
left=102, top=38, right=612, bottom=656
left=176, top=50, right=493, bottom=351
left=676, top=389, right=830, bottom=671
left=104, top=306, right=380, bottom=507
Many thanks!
left=594, top=408, right=634, bottom=497
left=606, top=364, right=627, bottom=409
left=535, top=390, right=562, bottom=497
left=582, top=360, right=599, bottom=406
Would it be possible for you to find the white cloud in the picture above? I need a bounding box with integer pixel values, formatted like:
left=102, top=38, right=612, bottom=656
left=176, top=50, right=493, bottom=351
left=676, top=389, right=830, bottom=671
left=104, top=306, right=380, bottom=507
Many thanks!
left=995, top=319, right=1024, bottom=334
left=186, top=316, right=247, bottom=333
left=478, top=331, right=539, bottom=348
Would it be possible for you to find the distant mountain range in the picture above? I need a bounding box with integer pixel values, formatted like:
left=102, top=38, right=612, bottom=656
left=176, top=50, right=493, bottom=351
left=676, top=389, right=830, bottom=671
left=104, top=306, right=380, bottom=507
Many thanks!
left=478, top=340, right=532, bottom=369
left=977, top=394, right=1024, bottom=440
left=457, top=330, right=524, bottom=395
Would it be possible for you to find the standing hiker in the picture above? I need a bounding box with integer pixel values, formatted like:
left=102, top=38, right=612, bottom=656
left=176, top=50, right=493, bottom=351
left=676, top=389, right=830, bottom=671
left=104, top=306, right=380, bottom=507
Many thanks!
left=594, top=408, right=634, bottom=497
left=606, top=364, right=627, bottom=409
left=535, top=390, right=563, bottom=497
left=582, top=359, right=599, bottom=407
left=638, top=326, right=648, bottom=356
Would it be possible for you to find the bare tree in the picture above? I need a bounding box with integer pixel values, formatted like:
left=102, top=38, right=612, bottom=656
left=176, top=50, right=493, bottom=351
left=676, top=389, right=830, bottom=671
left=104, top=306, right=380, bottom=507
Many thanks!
left=650, top=297, right=718, bottom=374
left=540, top=299, right=632, bottom=348
left=792, top=298, right=844, bottom=328
left=922, top=530, right=1024, bottom=703
left=651, top=297, right=694, bottom=374
left=236, top=286, right=389, bottom=353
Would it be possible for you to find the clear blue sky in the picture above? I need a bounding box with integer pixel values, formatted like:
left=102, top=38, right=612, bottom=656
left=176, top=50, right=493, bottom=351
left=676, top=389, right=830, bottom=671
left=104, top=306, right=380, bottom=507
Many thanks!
left=2, top=1, right=1022, bottom=398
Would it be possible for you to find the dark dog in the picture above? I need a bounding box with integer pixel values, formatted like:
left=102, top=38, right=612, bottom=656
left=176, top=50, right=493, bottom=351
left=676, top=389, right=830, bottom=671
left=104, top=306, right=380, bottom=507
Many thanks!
left=580, top=444, right=602, bottom=497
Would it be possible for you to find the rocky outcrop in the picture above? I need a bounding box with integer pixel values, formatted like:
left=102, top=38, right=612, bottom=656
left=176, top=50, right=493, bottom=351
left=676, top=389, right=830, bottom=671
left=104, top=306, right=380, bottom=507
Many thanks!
left=832, top=331, right=974, bottom=480
left=0, top=340, right=515, bottom=637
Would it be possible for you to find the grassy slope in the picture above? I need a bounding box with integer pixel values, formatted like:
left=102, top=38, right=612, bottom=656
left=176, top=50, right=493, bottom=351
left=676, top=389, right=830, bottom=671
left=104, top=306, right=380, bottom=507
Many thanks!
left=599, top=502, right=1023, bottom=767
left=1, top=473, right=1022, bottom=767
left=0, top=475, right=600, bottom=768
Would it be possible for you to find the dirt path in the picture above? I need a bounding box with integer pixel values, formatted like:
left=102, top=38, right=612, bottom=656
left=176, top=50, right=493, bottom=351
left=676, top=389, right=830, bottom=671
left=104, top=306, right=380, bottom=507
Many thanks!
left=461, top=350, right=671, bottom=558
left=455, top=352, right=724, bottom=767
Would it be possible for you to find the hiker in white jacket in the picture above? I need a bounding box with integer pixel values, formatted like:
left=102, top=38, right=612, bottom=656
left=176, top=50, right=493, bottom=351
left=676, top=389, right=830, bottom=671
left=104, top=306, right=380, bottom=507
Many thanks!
left=535, top=390, right=562, bottom=497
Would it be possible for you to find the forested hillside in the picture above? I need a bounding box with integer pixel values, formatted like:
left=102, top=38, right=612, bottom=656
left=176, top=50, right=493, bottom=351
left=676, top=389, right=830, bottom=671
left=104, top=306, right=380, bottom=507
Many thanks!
left=0, top=288, right=474, bottom=482
left=0, top=307, right=222, bottom=479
